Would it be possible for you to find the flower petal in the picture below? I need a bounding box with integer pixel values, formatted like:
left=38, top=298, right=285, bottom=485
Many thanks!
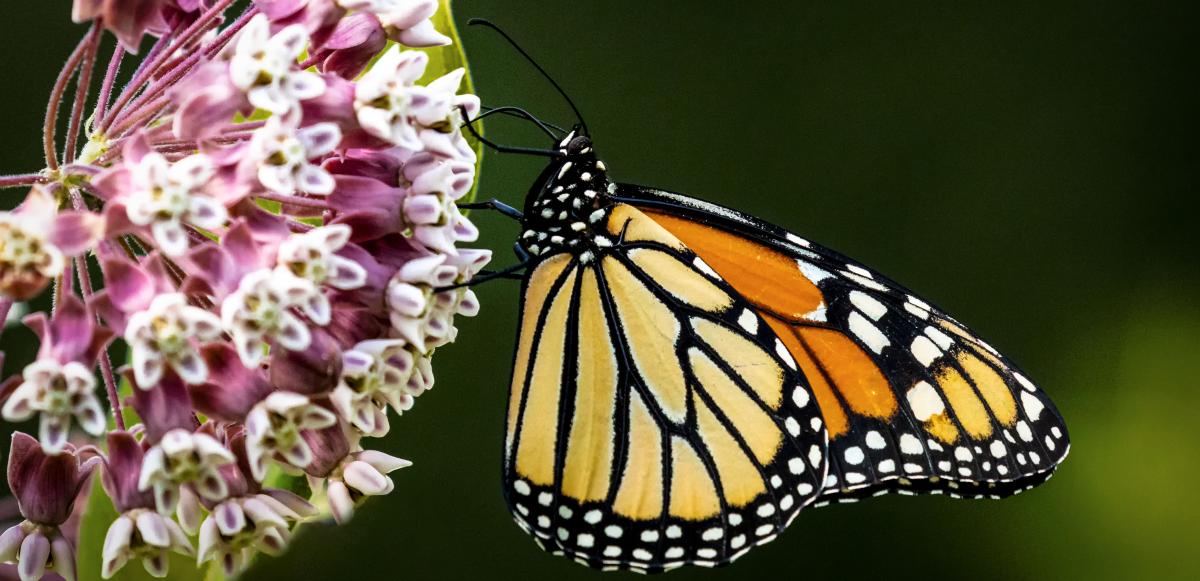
left=51, top=534, right=76, bottom=581
left=326, top=480, right=355, bottom=525
left=137, top=511, right=172, bottom=548
left=343, top=460, right=391, bottom=496
left=18, top=531, right=49, bottom=581
left=213, top=501, right=246, bottom=537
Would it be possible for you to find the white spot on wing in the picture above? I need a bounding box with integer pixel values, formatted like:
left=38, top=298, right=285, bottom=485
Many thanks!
left=844, top=446, right=865, bottom=465
left=905, top=302, right=931, bottom=319
left=899, top=433, right=923, bottom=455
left=847, top=264, right=873, bottom=278
left=990, top=440, right=1007, bottom=458
left=802, top=303, right=828, bottom=323
left=798, top=260, right=834, bottom=283
left=775, top=339, right=797, bottom=370
left=785, top=233, right=812, bottom=247
left=1015, top=372, right=1037, bottom=392
left=850, top=291, right=887, bottom=320
left=848, top=311, right=889, bottom=354
left=924, top=326, right=955, bottom=351
left=1020, top=391, right=1045, bottom=421
left=737, top=309, right=759, bottom=334
left=692, top=257, right=719, bottom=279
left=910, top=335, right=942, bottom=367
left=792, top=386, right=810, bottom=408
left=906, top=381, right=945, bottom=421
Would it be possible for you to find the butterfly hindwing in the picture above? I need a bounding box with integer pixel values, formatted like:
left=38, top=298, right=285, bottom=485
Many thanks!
left=615, top=185, right=1070, bottom=503
left=502, top=204, right=828, bottom=572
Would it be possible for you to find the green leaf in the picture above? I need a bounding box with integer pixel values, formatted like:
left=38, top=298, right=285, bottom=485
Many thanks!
left=76, top=477, right=209, bottom=581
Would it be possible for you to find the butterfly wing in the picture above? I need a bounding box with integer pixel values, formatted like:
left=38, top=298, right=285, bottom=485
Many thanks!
left=614, top=184, right=1070, bottom=503
left=502, top=205, right=828, bottom=572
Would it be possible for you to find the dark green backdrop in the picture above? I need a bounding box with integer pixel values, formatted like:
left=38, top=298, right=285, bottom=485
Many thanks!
left=2, top=1, right=1196, bottom=580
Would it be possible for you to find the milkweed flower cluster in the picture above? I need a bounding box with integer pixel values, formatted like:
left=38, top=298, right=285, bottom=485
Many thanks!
left=0, top=1, right=486, bottom=579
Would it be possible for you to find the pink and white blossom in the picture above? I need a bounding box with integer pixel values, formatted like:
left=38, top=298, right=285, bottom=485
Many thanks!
left=249, top=116, right=342, bottom=196
left=126, top=293, right=223, bottom=387
left=1, top=359, right=105, bottom=453
left=123, top=152, right=227, bottom=256
left=243, top=391, right=338, bottom=480
left=0, top=187, right=103, bottom=300
left=231, top=14, right=328, bottom=114
left=1, top=1, right=487, bottom=576
left=138, top=429, right=237, bottom=514
left=220, top=268, right=320, bottom=367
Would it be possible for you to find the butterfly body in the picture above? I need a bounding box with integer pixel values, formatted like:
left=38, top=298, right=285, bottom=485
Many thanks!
left=516, top=134, right=616, bottom=263
left=497, top=129, right=1070, bottom=573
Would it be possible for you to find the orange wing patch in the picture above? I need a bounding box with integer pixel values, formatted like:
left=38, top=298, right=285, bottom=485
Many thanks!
left=641, top=210, right=823, bottom=319
left=762, top=317, right=893, bottom=439
left=642, top=210, right=896, bottom=441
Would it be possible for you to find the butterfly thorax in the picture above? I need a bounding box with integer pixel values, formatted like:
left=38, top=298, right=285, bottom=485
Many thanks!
left=518, top=134, right=616, bottom=263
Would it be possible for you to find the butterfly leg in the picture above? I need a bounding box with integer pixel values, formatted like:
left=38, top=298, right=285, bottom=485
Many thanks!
left=512, top=242, right=531, bottom=262
left=434, top=259, right=534, bottom=292
left=459, top=199, right=523, bottom=221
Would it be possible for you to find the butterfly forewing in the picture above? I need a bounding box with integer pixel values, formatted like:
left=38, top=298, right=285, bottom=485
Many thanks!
left=615, top=185, right=1070, bottom=503
left=502, top=204, right=828, bottom=573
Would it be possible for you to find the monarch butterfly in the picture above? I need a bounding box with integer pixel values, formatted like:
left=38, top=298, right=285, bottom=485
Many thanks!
left=461, top=20, right=1069, bottom=574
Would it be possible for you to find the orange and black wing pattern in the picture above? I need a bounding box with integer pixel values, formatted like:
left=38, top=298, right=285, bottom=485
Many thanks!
left=503, top=205, right=828, bottom=573
left=615, top=185, right=1070, bottom=504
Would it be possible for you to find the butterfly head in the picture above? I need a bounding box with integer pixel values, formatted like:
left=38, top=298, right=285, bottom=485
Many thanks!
left=518, top=129, right=615, bottom=262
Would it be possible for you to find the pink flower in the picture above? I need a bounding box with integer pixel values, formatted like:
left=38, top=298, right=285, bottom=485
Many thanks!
left=2, top=2, right=487, bottom=577
left=320, top=449, right=410, bottom=524
left=386, top=251, right=486, bottom=353
left=310, top=11, right=387, bottom=79
left=2, top=296, right=113, bottom=452
left=337, top=0, right=450, bottom=47
left=0, top=187, right=103, bottom=300
left=72, top=0, right=169, bottom=53
left=248, top=115, right=342, bottom=196
left=243, top=391, right=338, bottom=480
left=0, top=433, right=100, bottom=581
left=230, top=14, right=327, bottom=114
left=100, top=432, right=195, bottom=579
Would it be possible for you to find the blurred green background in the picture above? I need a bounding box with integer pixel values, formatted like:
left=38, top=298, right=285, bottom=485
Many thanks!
left=2, top=1, right=1198, bottom=579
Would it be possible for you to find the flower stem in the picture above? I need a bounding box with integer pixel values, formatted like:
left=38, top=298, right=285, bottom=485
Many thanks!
left=0, top=173, right=46, bottom=189
left=94, top=44, right=124, bottom=130
left=100, top=0, right=238, bottom=132
left=44, top=25, right=97, bottom=171
left=64, top=25, right=103, bottom=164
left=108, top=94, right=171, bottom=137
left=71, top=186, right=126, bottom=430
left=204, top=5, right=260, bottom=59
left=83, top=253, right=125, bottom=431
left=115, top=50, right=203, bottom=129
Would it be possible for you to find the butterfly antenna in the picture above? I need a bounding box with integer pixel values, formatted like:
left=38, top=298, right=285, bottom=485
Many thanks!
left=460, top=106, right=564, bottom=157
left=476, top=105, right=567, bottom=139
left=468, top=18, right=589, bottom=136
